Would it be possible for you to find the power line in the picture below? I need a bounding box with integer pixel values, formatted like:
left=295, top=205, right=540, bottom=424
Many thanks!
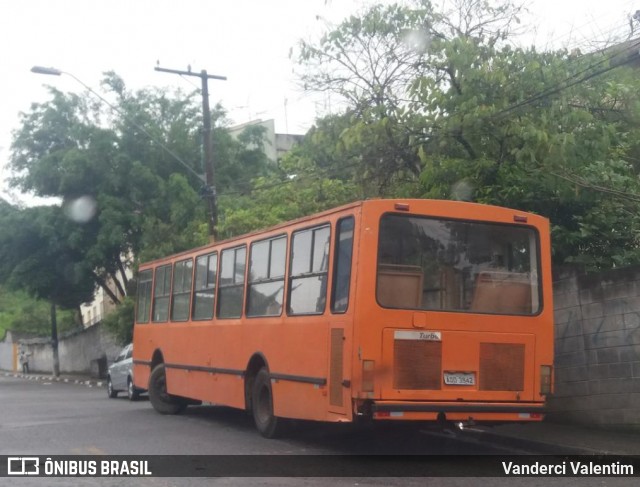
left=489, top=38, right=640, bottom=121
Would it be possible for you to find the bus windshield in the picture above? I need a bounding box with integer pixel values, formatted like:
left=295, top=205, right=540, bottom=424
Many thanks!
left=377, top=214, right=540, bottom=315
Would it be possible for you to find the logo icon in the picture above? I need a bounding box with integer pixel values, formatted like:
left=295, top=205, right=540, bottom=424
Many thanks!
left=7, top=457, right=40, bottom=476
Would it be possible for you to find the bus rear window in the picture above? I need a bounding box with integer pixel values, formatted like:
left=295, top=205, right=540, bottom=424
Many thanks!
left=377, top=214, right=540, bottom=315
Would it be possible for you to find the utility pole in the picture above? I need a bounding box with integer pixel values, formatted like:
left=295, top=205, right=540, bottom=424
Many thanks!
left=155, top=66, right=227, bottom=241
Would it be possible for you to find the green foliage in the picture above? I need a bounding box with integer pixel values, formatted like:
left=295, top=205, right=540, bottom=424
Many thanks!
left=0, top=203, right=95, bottom=309
left=8, top=74, right=275, bottom=302
left=294, top=0, right=640, bottom=271
left=102, top=297, right=135, bottom=346
left=218, top=174, right=358, bottom=238
left=9, top=78, right=209, bottom=299
left=0, top=286, right=76, bottom=338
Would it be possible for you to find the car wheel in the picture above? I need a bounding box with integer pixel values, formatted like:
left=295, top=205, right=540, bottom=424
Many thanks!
left=107, top=377, right=118, bottom=399
left=252, top=368, right=284, bottom=438
left=148, top=364, right=186, bottom=414
left=127, top=377, right=140, bottom=401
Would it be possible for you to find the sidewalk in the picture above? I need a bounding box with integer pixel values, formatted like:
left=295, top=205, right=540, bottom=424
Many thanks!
left=3, top=370, right=639, bottom=455
left=1, top=370, right=105, bottom=388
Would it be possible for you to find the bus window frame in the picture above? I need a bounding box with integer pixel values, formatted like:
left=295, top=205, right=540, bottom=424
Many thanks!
left=216, top=245, right=247, bottom=320
left=375, top=212, right=544, bottom=317
left=331, top=215, right=355, bottom=315
left=152, top=264, right=173, bottom=323
left=135, top=269, right=154, bottom=324
left=170, top=257, right=194, bottom=322
left=287, top=222, right=331, bottom=317
left=246, top=233, right=288, bottom=319
left=192, top=251, right=218, bottom=321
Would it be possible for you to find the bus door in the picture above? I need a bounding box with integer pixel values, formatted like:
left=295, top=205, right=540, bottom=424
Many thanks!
left=327, top=216, right=356, bottom=416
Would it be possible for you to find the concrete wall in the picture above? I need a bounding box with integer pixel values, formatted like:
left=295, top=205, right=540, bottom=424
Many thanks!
left=550, top=266, right=640, bottom=428
left=228, top=119, right=304, bottom=163
left=0, top=341, right=15, bottom=371
left=18, top=322, right=121, bottom=377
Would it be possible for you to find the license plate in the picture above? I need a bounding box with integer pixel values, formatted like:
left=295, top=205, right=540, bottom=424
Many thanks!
left=444, top=372, right=476, bottom=385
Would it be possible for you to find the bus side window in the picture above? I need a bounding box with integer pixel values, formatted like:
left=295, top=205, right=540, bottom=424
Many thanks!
left=152, top=264, right=172, bottom=322
left=288, top=224, right=330, bottom=315
left=247, top=236, right=286, bottom=317
left=192, top=252, right=217, bottom=320
left=171, top=258, right=193, bottom=321
left=217, top=246, right=247, bottom=319
left=135, top=269, right=153, bottom=323
left=331, top=217, right=354, bottom=313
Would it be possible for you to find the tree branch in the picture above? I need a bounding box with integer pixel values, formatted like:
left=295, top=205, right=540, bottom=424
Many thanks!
left=92, top=271, right=121, bottom=305
left=116, top=258, right=130, bottom=294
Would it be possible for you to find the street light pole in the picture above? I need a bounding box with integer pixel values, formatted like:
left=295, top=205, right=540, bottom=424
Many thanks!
left=155, top=66, right=227, bottom=241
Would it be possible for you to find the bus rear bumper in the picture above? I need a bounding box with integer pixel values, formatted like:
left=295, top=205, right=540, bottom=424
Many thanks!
left=363, top=401, right=546, bottom=422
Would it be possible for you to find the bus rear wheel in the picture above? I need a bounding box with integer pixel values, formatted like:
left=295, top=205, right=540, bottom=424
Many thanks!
left=252, top=368, right=284, bottom=438
left=148, top=364, right=185, bottom=415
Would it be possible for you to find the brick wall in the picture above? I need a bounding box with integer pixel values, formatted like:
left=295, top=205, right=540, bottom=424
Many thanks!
left=549, top=266, right=640, bottom=427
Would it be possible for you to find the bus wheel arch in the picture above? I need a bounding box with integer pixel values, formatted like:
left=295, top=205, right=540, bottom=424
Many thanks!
left=150, top=349, right=164, bottom=371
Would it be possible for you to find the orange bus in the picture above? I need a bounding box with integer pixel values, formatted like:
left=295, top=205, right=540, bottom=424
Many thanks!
left=132, top=199, right=553, bottom=437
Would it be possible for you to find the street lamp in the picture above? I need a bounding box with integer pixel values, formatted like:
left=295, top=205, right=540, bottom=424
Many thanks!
left=31, top=66, right=62, bottom=76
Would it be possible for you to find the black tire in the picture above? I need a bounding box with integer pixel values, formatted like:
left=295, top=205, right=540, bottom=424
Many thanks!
left=127, top=377, right=140, bottom=401
left=148, top=364, right=186, bottom=415
left=252, top=368, right=284, bottom=438
left=107, top=377, right=118, bottom=399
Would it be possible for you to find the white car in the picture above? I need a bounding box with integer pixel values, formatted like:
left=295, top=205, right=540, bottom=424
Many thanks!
left=107, top=344, right=144, bottom=401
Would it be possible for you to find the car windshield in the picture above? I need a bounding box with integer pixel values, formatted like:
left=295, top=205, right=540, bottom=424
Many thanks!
left=377, top=214, right=541, bottom=315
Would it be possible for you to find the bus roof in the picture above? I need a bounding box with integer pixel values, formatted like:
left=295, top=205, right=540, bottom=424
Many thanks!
left=138, top=198, right=546, bottom=267
left=139, top=200, right=364, bottom=267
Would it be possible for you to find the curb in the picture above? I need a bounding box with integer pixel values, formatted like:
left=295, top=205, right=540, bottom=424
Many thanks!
left=1, top=371, right=105, bottom=388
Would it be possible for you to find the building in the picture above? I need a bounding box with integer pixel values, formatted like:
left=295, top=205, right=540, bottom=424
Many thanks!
left=227, top=119, right=304, bottom=163
left=80, top=270, right=132, bottom=327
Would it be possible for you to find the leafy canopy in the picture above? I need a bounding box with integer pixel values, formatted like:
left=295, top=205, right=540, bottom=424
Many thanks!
left=292, top=0, right=640, bottom=270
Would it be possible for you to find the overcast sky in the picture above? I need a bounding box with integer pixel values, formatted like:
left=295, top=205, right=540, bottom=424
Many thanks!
left=0, top=0, right=637, bottom=203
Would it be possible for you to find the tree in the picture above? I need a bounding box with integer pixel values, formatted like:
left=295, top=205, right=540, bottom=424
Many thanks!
left=407, top=30, right=640, bottom=269
left=102, top=296, right=135, bottom=345
left=0, top=286, right=76, bottom=339
left=0, top=203, right=95, bottom=375
left=9, top=74, right=276, bottom=301
left=8, top=73, right=277, bottom=342
left=294, top=0, right=640, bottom=270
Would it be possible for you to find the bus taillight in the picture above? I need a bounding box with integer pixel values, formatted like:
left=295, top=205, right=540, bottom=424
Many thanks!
left=540, top=365, right=553, bottom=395
left=362, top=360, right=375, bottom=392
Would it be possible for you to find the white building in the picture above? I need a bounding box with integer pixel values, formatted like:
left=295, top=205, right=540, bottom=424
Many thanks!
left=228, top=119, right=304, bottom=163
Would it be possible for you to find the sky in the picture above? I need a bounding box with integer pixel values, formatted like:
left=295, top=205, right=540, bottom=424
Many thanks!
left=0, top=0, right=638, bottom=204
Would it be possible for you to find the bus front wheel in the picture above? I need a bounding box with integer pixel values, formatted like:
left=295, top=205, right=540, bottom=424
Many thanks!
left=148, top=364, right=185, bottom=415
left=252, top=368, right=284, bottom=438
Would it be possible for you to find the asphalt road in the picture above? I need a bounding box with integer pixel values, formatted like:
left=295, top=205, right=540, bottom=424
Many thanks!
left=0, top=375, right=635, bottom=487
